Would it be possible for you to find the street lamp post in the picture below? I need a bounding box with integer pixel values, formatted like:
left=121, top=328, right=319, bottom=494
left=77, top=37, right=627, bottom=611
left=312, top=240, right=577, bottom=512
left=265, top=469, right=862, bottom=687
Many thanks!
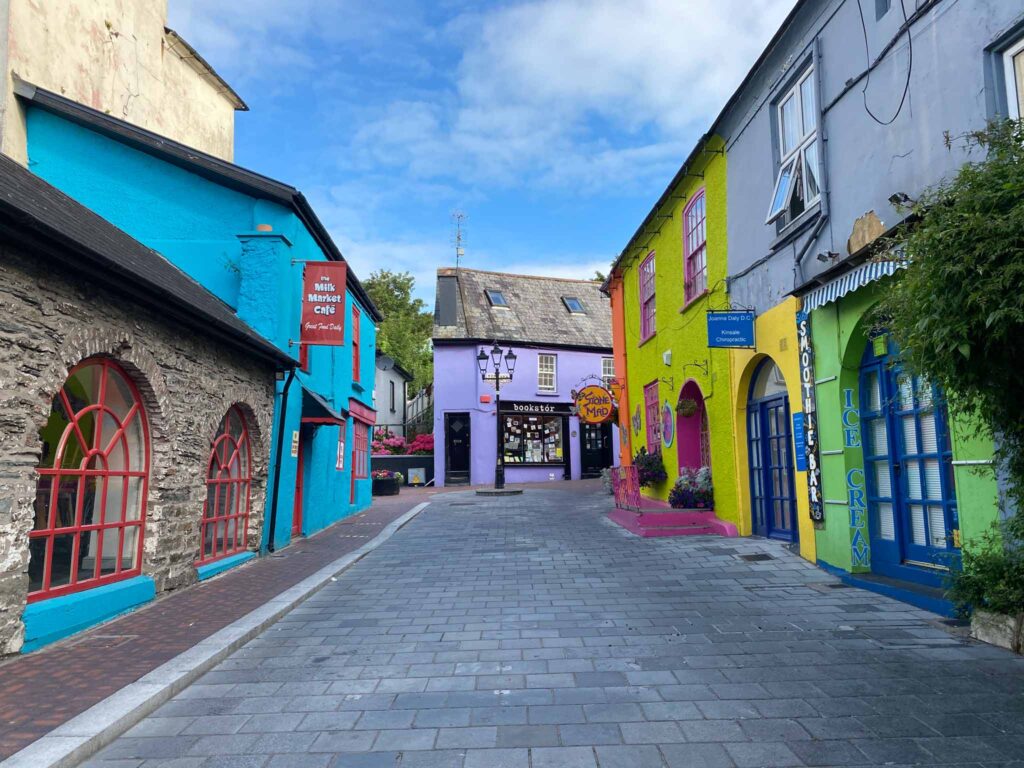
left=477, top=342, right=517, bottom=490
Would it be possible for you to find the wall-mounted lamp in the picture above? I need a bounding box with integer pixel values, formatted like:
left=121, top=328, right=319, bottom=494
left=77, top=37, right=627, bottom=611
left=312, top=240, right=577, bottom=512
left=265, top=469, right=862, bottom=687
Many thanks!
left=815, top=251, right=840, bottom=263
left=888, top=192, right=915, bottom=207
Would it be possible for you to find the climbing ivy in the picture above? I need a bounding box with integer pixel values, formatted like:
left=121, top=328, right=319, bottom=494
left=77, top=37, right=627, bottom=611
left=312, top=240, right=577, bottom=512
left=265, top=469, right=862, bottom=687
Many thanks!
left=875, top=119, right=1024, bottom=508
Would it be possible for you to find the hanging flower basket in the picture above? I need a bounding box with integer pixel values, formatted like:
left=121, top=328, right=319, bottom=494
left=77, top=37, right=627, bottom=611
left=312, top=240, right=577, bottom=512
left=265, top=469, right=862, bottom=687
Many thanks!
left=676, top=398, right=698, bottom=417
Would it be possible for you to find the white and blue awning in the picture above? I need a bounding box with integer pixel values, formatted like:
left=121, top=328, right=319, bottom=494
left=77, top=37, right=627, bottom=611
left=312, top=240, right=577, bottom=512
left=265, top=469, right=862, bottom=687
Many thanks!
left=801, top=258, right=905, bottom=312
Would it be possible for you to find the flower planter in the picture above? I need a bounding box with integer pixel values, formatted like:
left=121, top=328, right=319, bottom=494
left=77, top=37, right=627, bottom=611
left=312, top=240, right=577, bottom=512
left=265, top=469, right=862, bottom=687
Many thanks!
left=970, top=610, right=1024, bottom=654
left=371, top=477, right=401, bottom=497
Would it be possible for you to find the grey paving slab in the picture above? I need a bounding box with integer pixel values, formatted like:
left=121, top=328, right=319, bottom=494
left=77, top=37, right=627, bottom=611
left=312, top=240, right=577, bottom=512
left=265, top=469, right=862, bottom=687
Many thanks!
left=83, top=486, right=1024, bottom=768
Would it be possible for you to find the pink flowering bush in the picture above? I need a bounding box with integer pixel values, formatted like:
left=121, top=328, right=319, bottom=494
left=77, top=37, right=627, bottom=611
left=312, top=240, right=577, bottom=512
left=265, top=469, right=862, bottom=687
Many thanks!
left=372, top=428, right=407, bottom=455
left=407, top=433, right=434, bottom=455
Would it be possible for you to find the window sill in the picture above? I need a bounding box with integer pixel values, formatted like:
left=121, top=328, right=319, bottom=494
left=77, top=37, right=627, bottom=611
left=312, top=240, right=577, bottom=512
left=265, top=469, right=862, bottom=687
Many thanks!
left=196, top=551, right=256, bottom=581
left=535, top=391, right=559, bottom=398
left=769, top=204, right=821, bottom=252
left=638, top=333, right=656, bottom=349
left=680, top=290, right=709, bottom=313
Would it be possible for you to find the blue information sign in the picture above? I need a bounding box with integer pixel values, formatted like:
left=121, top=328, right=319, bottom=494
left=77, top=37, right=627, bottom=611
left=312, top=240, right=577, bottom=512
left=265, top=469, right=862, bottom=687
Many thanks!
left=706, top=311, right=755, bottom=348
left=792, top=412, right=808, bottom=471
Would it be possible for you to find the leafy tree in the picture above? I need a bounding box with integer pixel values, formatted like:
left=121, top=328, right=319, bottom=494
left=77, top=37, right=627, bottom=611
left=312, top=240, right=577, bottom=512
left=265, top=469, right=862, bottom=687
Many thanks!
left=593, top=269, right=607, bottom=282
left=874, top=120, right=1024, bottom=507
left=363, top=270, right=433, bottom=391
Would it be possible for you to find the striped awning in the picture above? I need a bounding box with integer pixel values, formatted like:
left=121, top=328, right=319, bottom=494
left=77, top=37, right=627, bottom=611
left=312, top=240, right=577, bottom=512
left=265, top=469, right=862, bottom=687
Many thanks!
left=802, top=259, right=905, bottom=312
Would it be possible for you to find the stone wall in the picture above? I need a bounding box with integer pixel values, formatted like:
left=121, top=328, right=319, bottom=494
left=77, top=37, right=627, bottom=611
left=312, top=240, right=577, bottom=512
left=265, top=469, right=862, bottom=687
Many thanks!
left=0, top=244, right=276, bottom=654
left=0, top=0, right=239, bottom=164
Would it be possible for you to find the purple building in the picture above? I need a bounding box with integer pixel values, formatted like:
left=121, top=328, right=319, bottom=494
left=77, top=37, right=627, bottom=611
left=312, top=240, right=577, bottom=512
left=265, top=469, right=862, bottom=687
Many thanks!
left=433, top=268, right=619, bottom=487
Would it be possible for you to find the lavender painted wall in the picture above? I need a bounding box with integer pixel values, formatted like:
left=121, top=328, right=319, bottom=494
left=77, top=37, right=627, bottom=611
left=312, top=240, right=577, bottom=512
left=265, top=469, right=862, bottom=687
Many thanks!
left=433, top=344, right=619, bottom=487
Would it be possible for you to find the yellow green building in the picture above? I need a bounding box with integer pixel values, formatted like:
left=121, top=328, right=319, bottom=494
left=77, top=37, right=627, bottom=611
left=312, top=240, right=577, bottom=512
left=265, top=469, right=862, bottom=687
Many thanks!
left=607, top=136, right=743, bottom=535
left=607, top=135, right=816, bottom=562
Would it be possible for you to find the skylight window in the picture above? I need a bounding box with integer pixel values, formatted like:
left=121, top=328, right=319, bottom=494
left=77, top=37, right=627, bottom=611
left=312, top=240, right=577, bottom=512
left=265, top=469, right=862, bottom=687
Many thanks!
left=485, top=289, right=508, bottom=307
left=562, top=296, right=586, bottom=314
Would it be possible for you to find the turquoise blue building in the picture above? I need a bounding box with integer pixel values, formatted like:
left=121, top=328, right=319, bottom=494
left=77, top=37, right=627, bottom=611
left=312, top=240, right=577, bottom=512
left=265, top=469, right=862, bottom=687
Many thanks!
left=17, top=82, right=381, bottom=556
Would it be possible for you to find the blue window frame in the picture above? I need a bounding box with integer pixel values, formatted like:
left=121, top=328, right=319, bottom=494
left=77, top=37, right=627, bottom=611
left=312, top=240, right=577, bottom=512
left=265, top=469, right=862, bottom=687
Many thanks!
left=859, top=336, right=959, bottom=586
left=746, top=359, right=798, bottom=542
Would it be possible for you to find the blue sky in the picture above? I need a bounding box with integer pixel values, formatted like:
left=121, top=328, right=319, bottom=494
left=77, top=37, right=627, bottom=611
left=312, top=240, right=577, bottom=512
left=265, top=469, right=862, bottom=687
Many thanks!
left=170, top=0, right=795, bottom=302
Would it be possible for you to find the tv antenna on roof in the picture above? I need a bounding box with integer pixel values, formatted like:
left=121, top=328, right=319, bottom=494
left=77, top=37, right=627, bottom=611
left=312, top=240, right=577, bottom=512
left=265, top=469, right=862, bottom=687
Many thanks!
left=451, top=211, right=467, bottom=270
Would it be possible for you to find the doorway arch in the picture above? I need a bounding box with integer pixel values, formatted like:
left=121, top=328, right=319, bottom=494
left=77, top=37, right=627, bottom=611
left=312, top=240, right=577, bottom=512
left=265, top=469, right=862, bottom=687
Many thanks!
left=676, top=380, right=710, bottom=473
left=746, top=358, right=798, bottom=541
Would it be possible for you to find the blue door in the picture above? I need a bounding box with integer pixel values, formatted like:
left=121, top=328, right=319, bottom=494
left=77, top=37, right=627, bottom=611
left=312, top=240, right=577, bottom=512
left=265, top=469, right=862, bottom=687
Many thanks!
left=747, top=360, right=798, bottom=542
left=859, top=338, right=958, bottom=585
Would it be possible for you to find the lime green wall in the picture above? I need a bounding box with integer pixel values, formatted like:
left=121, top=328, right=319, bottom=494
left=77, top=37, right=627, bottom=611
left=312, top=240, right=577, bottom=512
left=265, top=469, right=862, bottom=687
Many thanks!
left=810, top=281, right=1001, bottom=571
left=617, top=139, right=740, bottom=521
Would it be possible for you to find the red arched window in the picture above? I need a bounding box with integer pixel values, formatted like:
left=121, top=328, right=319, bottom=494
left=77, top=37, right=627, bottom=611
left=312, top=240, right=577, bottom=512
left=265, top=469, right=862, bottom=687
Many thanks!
left=199, top=406, right=252, bottom=564
left=30, top=359, right=150, bottom=601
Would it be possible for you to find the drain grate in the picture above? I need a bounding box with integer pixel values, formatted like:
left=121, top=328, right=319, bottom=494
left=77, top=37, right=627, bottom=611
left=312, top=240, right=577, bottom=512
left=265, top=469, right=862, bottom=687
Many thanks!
left=450, top=502, right=478, bottom=507
left=738, top=553, right=774, bottom=562
left=824, top=583, right=852, bottom=588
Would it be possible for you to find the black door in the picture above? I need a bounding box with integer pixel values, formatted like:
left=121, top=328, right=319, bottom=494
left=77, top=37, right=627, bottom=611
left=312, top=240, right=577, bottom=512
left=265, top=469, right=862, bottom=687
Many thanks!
left=581, top=422, right=613, bottom=478
left=445, top=412, right=471, bottom=485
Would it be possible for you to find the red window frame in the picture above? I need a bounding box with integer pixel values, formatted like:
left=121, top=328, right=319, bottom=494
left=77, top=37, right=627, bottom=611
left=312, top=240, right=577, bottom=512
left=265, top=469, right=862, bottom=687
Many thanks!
left=684, top=190, right=708, bottom=304
left=352, top=306, right=362, bottom=383
left=30, top=358, right=150, bottom=602
left=643, top=380, right=661, bottom=453
left=353, top=422, right=369, bottom=479
left=699, top=403, right=712, bottom=470
left=198, top=406, right=252, bottom=565
left=638, top=252, right=656, bottom=341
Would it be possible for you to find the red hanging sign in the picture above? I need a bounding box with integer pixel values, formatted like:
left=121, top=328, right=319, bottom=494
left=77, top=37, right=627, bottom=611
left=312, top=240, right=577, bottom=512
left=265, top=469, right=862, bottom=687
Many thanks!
left=300, top=262, right=347, bottom=346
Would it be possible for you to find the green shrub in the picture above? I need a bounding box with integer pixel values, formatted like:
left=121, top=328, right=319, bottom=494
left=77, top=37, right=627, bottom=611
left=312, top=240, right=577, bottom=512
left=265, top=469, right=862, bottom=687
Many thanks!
left=874, top=119, right=1024, bottom=507
left=633, top=447, right=668, bottom=487
left=948, top=513, right=1024, bottom=618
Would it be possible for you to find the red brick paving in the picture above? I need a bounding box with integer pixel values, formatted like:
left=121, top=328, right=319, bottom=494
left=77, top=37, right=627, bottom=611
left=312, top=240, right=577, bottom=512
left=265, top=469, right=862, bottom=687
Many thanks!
left=0, top=488, right=444, bottom=759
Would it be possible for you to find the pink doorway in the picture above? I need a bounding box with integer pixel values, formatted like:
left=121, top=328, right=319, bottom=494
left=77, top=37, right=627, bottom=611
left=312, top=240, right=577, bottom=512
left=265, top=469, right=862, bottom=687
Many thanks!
left=676, top=381, right=710, bottom=472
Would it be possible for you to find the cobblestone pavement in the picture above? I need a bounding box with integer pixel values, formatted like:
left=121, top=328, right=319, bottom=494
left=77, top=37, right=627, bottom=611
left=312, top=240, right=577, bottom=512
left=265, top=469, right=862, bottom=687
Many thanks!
left=0, top=488, right=440, bottom=759
left=83, top=486, right=1024, bottom=768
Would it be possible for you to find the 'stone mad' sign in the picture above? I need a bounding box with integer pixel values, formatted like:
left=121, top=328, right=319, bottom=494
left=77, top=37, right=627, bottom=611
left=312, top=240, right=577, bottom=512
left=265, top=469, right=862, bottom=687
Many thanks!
left=576, top=385, right=614, bottom=424
left=301, top=262, right=347, bottom=346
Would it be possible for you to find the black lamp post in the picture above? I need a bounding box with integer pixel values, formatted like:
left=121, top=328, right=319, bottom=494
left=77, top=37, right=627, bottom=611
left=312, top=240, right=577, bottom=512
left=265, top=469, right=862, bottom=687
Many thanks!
left=478, top=342, right=517, bottom=489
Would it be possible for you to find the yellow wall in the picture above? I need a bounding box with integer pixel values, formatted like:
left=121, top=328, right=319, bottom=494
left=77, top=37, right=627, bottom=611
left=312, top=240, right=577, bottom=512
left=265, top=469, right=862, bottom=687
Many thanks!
left=616, top=138, right=742, bottom=526
left=2, top=0, right=239, bottom=163
left=728, top=297, right=817, bottom=562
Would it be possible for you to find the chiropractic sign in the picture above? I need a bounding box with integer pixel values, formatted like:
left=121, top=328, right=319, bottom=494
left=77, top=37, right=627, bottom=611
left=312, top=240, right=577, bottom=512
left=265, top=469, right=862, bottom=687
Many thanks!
left=301, top=262, right=347, bottom=346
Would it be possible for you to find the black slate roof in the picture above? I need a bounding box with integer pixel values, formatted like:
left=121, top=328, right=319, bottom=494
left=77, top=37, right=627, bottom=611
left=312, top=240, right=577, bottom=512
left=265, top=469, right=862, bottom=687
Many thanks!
left=0, top=151, right=294, bottom=366
left=14, top=78, right=382, bottom=323
left=433, top=267, right=612, bottom=351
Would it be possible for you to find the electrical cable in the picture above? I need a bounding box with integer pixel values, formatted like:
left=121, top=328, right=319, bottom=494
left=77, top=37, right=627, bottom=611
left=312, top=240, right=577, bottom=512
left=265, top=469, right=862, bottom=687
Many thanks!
left=856, top=0, right=913, bottom=125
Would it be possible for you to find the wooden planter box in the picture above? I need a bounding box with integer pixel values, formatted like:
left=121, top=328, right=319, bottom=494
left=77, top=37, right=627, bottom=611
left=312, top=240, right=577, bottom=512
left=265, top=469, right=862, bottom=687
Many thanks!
left=372, top=477, right=401, bottom=497
left=970, top=610, right=1024, bottom=654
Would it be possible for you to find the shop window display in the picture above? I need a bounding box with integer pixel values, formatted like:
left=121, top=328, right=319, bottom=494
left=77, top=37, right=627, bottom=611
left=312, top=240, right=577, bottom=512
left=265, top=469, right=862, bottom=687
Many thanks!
left=503, top=414, right=564, bottom=464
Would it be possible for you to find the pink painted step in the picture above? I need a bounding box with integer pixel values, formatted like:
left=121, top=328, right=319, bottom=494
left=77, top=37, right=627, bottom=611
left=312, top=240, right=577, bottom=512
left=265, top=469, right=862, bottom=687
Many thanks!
left=608, top=507, right=739, bottom=538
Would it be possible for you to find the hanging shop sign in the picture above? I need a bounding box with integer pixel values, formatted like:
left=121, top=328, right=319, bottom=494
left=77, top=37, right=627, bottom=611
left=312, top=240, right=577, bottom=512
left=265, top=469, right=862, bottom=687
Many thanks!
left=796, top=310, right=824, bottom=524
left=499, top=400, right=574, bottom=416
left=706, top=310, right=755, bottom=348
left=300, top=262, right=347, bottom=346
left=575, top=385, right=614, bottom=424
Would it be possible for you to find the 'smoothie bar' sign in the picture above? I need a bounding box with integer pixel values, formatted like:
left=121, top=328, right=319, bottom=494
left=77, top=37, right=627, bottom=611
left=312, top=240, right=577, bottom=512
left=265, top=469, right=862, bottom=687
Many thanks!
left=796, top=310, right=824, bottom=524
left=301, top=262, right=347, bottom=346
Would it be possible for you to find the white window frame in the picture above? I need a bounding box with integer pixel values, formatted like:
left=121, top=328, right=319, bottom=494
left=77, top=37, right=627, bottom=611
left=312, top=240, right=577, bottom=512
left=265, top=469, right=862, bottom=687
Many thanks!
left=538, top=354, right=557, bottom=392
left=1004, top=36, right=1024, bottom=120
left=766, top=66, right=821, bottom=224
left=601, top=357, right=615, bottom=388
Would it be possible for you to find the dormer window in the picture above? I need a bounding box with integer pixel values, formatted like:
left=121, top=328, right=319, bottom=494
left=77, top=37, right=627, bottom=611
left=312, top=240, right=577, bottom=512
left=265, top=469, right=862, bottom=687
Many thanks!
left=562, top=296, right=586, bottom=314
left=485, top=289, right=508, bottom=307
